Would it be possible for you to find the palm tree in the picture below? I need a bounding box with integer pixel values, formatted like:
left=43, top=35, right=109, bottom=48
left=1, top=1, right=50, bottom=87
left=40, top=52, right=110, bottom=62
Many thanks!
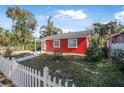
left=6, top=7, right=20, bottom=32
left=40, top=16, right=63, bottom=38
left=92, top=23, right=108, bottom=48
left=40, top=16, right=53, bottom=36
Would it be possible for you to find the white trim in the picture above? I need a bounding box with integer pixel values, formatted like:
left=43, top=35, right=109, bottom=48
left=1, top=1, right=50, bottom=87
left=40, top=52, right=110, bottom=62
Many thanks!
left=43, top=41, right=46, bottom=50
left=68, top=39, right=78, bottom=48
left=53, top=40, right=60, bottom=48
left=87, top=37, right=89, bottom=48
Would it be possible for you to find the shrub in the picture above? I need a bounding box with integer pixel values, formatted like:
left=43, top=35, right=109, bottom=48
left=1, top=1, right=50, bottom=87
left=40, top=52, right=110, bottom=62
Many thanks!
left=5, top=48, right=13, bottom=57
left=86, top=48, right=104, bottom=62
left=112, top=50, right=124, bottom=71
left=52, top=51, right=64, bottom=61
left=102, top=47, right=109, bottom=58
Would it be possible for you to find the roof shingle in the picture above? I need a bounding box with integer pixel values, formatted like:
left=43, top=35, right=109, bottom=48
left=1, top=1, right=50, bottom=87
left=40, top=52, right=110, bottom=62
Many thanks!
left=42, top=30, right=92, bottom=40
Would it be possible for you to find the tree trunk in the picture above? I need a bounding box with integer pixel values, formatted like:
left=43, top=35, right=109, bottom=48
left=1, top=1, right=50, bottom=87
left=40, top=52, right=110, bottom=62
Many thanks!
left=17, top=42, right=25, bottom=50
left=12, top=19, right=15, bottom=33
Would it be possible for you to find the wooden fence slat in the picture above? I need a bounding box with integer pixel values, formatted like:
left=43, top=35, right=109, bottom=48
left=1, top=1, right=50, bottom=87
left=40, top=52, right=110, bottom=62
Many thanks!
left=24, top=66, right=27, bottom=87
left=58, top=79, right=62, bottom=87
left=53, top=77, right=56, bottom=87
left=65, top=81, right=68, bottom=87
left=29, top=67, right=32, bottom=87
left=48, top=75, right=51, bottom=87
left=32, top=69, right=34, bottom=87
left=43, top=66, right=49, bottom=87
left=72, top=83, right=75, bottom=87
left=38, top=71, right=41, bottom=87
left=26, top=67, right=29, bottom=87
left=35, top=70, right=38, bottom=87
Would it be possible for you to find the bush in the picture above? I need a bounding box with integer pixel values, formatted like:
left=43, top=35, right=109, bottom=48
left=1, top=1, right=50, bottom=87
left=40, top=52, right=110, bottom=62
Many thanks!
left=5, top=48, right=13, bottom=57
left=52, top=51, right=65, bottom=61
left=86, top=48, right=104, bottom=62
left=112, top=50, right=124, bottom=71
left=102, top=47, right=109, bottom=58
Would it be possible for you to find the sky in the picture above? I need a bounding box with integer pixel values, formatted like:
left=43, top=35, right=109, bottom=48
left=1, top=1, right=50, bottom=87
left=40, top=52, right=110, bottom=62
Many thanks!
left=0, top=5, right=124, bottom=38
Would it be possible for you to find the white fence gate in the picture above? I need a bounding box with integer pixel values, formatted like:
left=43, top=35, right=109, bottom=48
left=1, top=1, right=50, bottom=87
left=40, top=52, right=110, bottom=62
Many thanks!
left=0, top=56, right=75, bottom=87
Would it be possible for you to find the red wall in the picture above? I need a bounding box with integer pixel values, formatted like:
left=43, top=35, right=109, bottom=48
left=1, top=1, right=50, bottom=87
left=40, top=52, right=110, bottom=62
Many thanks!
left=45, top=37, right=88, bottom=54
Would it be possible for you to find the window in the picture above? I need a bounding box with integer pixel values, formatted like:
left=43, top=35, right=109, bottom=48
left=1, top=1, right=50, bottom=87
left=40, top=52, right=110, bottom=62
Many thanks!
left=68, top=39, right=78, bottom=48
left=53, top=40, right=60, bottom=48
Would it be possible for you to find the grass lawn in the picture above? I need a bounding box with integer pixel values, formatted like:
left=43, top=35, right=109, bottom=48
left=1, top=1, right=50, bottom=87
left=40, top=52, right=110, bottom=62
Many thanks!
left=20, top=54, right=124, bottom=87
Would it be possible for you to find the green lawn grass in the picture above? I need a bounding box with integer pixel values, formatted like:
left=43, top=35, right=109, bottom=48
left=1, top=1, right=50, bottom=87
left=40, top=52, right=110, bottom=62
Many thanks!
left=20, top=54, right=124, bottom=87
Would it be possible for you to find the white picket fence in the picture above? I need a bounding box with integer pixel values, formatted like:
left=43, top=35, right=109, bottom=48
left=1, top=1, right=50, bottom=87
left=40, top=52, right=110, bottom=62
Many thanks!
left=13, top=52, right=41, bottom=62
left=0, top=56, right=75, bottom=87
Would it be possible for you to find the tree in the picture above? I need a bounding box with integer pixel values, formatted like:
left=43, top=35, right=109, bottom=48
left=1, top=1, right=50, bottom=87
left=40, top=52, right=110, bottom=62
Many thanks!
left=0, top=27, right=5, bottom=47
left=6, top=7, right=20, bottom=32
left=15, top=9, right=36, bottom=50
left=40, top=16, right=63, bottom=38
left=6, top=7, right=37, bottom=50
left=91, top=23, right=108, bottom=48
left=106, top=22, right=117, bottom=58
left=0, top=26, right=14, bottom=49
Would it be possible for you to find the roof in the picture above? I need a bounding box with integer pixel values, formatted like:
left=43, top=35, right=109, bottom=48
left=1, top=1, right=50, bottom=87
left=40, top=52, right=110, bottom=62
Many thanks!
left=42, top=30, right=92, bottom=40
left=107, top=31, right=124, bottom=39
left=112, top=31, right=124, bottom=37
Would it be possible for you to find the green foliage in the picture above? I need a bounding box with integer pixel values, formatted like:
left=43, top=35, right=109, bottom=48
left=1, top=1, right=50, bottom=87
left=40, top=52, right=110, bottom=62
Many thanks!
left=112, top=50, right=124, bottom=71
left=6, top=7, right=37, bottom=50
left=40, top=16, right=63, bottom=38
left=91, top=21, right=117, bottom=48
left=86, top=48, right=104, bottom=62
left=0, top=27, right=14, bottom=47
left=101, top=47, right=109, bottom=58
left=5, top=48, right=13, bottom=57
left=52, top=51, right=64, bottom=61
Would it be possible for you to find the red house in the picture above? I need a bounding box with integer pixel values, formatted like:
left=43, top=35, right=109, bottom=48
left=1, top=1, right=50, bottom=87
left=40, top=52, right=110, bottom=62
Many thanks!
left=42, top=31, right=90, bottom=54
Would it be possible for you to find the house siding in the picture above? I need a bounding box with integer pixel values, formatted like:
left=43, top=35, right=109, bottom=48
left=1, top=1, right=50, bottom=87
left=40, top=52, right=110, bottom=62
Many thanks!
left=107, top=32, right=124, bottom=50
left=117, top=33, right=124, bottom=43
left=45, top=37, right=88, bottom=54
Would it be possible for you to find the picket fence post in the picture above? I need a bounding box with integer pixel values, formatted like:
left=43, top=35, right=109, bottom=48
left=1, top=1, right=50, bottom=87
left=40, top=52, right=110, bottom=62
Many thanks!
left=48, top=75, right=51, bottom=87
left=38, top=71, right=41, bottom=87
left=53, top=77, right=56, bottom=87
left=72, top=83, right=75, bottom=87
left=65, top=81, right=68, bottom=87
left=58, top=79, right=62, bottom=87
left=43, top=66, right=49, bottom=87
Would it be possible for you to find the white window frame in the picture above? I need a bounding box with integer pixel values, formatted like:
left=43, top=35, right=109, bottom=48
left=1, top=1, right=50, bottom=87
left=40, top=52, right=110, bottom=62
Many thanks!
left=68, top=39, right=78, bottom=48
left=53, top=40, right=60, bottom=48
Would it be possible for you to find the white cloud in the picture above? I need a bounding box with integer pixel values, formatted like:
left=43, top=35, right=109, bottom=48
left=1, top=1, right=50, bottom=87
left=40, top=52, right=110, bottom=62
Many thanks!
left=62, top=28, right=73, bottom=33
left=55, top=9, right=87, bottom=20
left=37, top=15, right=49, bottom=19
left=115, top=10, right=124, bottom=22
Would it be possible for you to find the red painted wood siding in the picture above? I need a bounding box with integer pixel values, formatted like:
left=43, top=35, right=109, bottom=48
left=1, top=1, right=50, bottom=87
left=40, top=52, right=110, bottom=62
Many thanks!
left=45, top=37, right=88, bottom=54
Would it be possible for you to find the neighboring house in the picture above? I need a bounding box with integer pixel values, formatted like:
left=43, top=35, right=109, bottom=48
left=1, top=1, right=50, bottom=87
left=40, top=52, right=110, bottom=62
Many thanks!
left=106, top=31, right=124, bottom=50
left=42, top=31, right=91, bottom=54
